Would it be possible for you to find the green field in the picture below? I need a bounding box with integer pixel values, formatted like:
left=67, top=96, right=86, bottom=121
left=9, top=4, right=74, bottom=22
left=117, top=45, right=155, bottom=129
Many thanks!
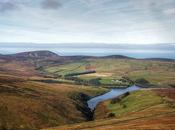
left=45, top=61, right=88, bottom=76
left=103, top=90, right=164, bottom=117
left=44, top=58, right=175, bottom=87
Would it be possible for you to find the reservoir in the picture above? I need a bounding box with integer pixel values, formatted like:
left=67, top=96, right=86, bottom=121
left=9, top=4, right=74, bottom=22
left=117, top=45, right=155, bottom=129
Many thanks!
left=87, top=85, right=140, bottom=110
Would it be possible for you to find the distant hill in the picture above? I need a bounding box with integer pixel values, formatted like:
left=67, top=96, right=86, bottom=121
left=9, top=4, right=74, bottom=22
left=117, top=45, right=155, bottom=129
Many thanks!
left=1, top=50, right=175, bottom=61
left=65, top=55, right=133, bottom=60
left=102, top=55, right=133, bottom=59
left=65, top=55, right=94, bottom=60
left=0, top=51, right=62, bottom=77
left=8, top=50, right=59, bottom=58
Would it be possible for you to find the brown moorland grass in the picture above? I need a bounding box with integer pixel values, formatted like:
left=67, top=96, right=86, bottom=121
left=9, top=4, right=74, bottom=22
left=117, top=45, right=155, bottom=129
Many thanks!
left=0, top=74, right=107, bottom=130
left=42, top=112, right=175, bottom=130
left=0, top=59, right=39, bottom=77
left=42, top=88, right=175, bottom=130
left=0, top=54, right=175, bottom=130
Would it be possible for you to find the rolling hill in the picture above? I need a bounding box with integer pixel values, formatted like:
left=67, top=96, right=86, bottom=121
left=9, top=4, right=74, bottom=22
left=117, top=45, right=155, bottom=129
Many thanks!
left=0, top=50, right=175, bottom=130
left=9, top=50, right=59, bottom=58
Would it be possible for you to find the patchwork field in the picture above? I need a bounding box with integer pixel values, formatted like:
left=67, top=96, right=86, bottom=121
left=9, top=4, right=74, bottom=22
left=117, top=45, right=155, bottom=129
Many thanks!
left=45, top=58, right=175, bottom=87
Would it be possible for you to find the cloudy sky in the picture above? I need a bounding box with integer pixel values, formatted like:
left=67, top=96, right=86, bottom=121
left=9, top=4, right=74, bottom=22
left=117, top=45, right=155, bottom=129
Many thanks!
left=0, top=0, right=175, bottom=44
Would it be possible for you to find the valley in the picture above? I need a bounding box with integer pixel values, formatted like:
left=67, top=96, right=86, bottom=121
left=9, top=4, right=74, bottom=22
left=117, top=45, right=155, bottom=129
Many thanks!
left=0, top=50, right=175, bottom=130
left=1, top=0, right=175, bottom=129
left=43, top=88, right=175, bottom=130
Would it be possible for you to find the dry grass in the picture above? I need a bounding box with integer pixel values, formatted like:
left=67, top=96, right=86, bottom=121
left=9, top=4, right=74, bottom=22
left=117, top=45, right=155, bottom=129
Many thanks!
left=0, top=74, right=107, bottom=130
left=0, top=55, right=175, bottom=130
left=42, top=89, right=175, bottom=130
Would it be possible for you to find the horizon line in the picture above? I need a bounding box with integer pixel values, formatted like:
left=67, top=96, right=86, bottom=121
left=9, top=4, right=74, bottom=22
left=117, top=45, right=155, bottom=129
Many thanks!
left=0, top=42, right=175, bottom=45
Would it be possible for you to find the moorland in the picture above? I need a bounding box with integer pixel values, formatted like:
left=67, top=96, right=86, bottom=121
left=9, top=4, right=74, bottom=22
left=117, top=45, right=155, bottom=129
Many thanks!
left=0, top=50, right=175, bottom=130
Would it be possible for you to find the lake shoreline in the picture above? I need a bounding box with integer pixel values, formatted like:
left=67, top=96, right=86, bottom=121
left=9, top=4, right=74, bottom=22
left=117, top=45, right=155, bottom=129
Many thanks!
left=87, top=85, right=141, bottom=111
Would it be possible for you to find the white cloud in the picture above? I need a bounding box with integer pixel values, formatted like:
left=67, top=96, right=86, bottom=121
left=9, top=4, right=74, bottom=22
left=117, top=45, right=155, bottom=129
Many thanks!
left=164, top=8, right=175, bottom=16
left=0, top=0, right=175, bottom=44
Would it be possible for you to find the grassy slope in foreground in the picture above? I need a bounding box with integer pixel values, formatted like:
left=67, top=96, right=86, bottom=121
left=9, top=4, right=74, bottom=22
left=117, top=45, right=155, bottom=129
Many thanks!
left=42, top=88, right=175, bottom=130
left=94, top=89, right=175, bottom=119
left=0, top=74, right=107, bottom=130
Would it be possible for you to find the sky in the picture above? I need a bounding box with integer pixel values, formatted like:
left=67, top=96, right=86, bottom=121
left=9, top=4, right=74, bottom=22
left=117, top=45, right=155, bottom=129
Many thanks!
left=0, top=0, right=175, bottom=44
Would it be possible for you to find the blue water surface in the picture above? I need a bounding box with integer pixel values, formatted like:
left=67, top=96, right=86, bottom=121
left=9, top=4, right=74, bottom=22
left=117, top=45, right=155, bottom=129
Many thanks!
left=87, top=85, right=140, bottom=110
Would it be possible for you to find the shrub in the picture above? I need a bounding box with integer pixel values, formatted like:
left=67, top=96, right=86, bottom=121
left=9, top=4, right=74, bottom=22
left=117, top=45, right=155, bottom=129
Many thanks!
left=123, top=92, right=130, bottom=97
left=108, top=113, right=115, bottom=118
left=135, top=78, right=149, bottom=85
left=122, top=104, right=127, bottom=108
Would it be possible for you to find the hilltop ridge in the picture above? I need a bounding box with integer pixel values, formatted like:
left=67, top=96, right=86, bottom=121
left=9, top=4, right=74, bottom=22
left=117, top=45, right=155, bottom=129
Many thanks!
left=8, top=50, right=59, bottom=58
left=1, top=50, right=175, bottom=61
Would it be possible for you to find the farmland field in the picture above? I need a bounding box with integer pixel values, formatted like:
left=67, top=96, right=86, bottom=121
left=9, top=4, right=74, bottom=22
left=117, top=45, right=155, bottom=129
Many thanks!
left=44, top=58, right=175, bottom=87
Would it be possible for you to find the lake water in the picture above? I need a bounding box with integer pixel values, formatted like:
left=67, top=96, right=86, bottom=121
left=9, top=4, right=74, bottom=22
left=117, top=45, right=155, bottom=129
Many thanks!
left=87, top=85, right=140, bottom=110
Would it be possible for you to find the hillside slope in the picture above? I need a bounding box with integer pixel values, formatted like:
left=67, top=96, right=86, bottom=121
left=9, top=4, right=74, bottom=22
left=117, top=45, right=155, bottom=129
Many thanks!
left=0, top=74, right=107, bottom=130
left=42, top=88, right=175, bottom=130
